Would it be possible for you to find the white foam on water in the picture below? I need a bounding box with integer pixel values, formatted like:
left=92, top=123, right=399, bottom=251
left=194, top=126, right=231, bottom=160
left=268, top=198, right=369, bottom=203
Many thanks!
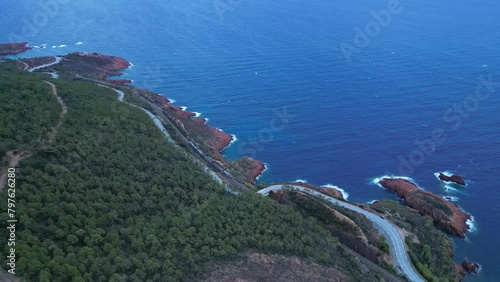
left=75, top=41, right=84, bottom=45
left=370, top=175, right=416, bottom=188
left=222, top=134, right=238, bottom=151
left=443, top=195, right=459, bottom=202
left=466, top=216, right=477, bottom=232
left=256, top=163, right=269, bottom=181
left=322, top=183, right=350, bottom=200
left=443, top=184, right=460, bottom=193
left=294, top=179, right=308, bottom=183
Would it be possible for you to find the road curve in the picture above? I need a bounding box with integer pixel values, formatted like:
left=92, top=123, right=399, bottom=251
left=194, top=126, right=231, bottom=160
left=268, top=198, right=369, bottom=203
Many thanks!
left=97, top=84, right=174, bottom=143
left=28, top=56, right=63, bottom=72
left=258, top=185, right=425, bottom=282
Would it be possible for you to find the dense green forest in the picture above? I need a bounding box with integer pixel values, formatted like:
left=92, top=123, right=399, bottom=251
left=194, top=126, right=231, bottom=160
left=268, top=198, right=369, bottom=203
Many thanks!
left=0, top=63, right=60, bottom=156
left=0, top=63, right=375, bottom=281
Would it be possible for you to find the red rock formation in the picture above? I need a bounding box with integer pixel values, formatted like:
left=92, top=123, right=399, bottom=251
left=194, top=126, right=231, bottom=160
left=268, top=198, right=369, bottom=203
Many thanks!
left=49, top=52, right=131, bottom=80
left=249, top=159, right=265, bottom=184
left=0, top=42, right=31, bottom=56
left=378, top=178, right=470, bottom=238
left=460, top=260, right=480, bottom=275
left=438, top=173, right=466, bottom=186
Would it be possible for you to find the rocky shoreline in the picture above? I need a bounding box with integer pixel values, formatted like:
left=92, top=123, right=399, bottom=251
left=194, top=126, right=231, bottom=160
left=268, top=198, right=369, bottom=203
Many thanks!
left=378, top=177, right=470, bottom=238
left=0, top=42, right=31, bottom=56
left=26, top=50, right=265, bottom=183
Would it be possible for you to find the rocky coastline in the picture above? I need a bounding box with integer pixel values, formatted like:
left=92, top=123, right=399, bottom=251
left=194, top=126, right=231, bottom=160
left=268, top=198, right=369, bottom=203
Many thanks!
left=18, top=50, right=265, bottom=184
left=0, top=42, right=31, bottom=56
left=378, top=178, right=470, bottom=238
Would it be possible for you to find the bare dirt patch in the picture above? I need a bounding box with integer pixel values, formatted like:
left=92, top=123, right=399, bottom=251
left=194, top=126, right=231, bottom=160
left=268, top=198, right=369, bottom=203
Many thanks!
left=203, top=252, right=349, bottom=282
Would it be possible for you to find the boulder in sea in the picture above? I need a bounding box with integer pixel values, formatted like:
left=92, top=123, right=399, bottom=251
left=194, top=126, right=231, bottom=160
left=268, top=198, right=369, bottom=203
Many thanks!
left=438, top=173, right=466, bottom=186
left=461, top=260, right=480, bottom=275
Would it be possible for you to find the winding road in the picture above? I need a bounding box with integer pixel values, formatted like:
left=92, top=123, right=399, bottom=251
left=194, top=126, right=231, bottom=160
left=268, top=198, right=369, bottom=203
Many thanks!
left=97, top=84, right=175, bottom=144
left=28, top=56, right=63, bottom=72
left=258, top=185, right=425, bottom=282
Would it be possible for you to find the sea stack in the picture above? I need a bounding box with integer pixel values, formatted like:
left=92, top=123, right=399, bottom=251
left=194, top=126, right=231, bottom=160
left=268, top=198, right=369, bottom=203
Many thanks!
left=438, top=173, right=466, bottom=186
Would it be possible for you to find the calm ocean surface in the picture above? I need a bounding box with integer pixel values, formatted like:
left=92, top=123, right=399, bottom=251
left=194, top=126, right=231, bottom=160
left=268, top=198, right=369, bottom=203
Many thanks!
left=1, top=0, right=499, bottom=280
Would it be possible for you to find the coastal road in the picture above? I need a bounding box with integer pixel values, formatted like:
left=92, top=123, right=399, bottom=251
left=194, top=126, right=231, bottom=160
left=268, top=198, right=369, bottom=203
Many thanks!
left=258, top=185, right=425, bottom=282
left=28, top=56, right=63, bottom=72
left=97, top=84, right=174, bottom=143
left=99, top=84, right=245, bottom=191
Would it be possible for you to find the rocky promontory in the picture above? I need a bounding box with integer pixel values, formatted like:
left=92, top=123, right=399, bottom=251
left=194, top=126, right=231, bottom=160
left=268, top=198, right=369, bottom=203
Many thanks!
left=36, top=52, right=131, bottom=81
left=438, top=172, right=466, bottom=186
left=0, top=42, right=31, bottom=56
left=378, top=178, right=471, bottom=238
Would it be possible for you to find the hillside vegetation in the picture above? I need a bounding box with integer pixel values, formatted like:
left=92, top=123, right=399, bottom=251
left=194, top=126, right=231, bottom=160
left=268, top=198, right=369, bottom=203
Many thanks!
left=370, top=200, right=460, bottom=282
left=0, top=64, right=377, bottom=282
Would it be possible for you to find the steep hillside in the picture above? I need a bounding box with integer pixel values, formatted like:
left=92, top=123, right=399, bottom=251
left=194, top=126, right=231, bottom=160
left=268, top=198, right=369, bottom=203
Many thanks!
left=0, top=63, right=379, bottom=281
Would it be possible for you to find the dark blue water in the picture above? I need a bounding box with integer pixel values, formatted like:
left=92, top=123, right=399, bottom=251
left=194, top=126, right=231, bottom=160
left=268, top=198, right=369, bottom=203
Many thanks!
left=1, top=0, right=499, bottom=280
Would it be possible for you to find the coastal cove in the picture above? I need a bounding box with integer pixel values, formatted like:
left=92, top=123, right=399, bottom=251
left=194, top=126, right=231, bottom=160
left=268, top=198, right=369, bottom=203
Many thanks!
left=1, top=0, right=500, bottom=280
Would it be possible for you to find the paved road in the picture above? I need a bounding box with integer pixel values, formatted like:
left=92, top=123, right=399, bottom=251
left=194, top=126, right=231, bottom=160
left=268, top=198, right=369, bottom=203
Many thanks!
left=92, top=82, right=241, bottom=189
left=258, top=185, right=425, bottom=282
left=97, top=84, right=175, bottom=144
left=28, top=56, right=62, bottom=72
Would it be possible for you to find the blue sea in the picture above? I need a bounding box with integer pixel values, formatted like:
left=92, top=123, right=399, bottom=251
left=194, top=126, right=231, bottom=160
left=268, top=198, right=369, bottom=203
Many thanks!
left=1, top=0, right=499, bottom=280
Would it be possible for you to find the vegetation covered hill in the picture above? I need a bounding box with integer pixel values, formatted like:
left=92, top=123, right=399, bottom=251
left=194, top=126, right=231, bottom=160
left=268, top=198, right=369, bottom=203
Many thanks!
left=370, top=200, right=460, bottom=282
left=0, top=63, right=379, bottom=281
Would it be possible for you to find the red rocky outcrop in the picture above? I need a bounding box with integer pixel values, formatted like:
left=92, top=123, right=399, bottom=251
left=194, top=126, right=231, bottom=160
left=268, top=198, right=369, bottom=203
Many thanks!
left=0, top=42, right=31, bottom=56
left=379, top=178, right=470, bottom=238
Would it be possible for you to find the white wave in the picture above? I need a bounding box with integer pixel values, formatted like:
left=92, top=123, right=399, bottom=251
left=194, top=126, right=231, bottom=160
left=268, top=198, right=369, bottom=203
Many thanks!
left=222, top=134, right=237, bottom=151
left=322, top=183, right=349, bottom=200
left=59, top=44, right=67, bottom=48
left=169, top=99, right=176, bottom=103
left=51, top=45, right=57, bottom=48
left=367, top=200, right=377, bottom=204
left=294, top=179, right=308, bottom=183
left=193, top=112, right=201, bottom=117
left=256, top=163, right=269, bottom=181
left=75, top=41, right=84, bottom=45
left=443, top=195, right=459, bottom=202
left=126, top=61, right=133, bottom=70
left=434, top=171, right=455, bottom=179
left=466, top=216, right=477, bottom=232
left=443, top=184, right=460, bottom=193
left=181, top=106, right=187, bottom=111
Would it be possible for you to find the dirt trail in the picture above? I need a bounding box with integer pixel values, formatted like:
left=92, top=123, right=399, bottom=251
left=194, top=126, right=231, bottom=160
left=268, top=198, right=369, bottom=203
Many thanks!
left=1, top=81, right=66, bottom=192
left=0, top=151, right=30, bottom=192
left=44, top=81, right=67, bottom=144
